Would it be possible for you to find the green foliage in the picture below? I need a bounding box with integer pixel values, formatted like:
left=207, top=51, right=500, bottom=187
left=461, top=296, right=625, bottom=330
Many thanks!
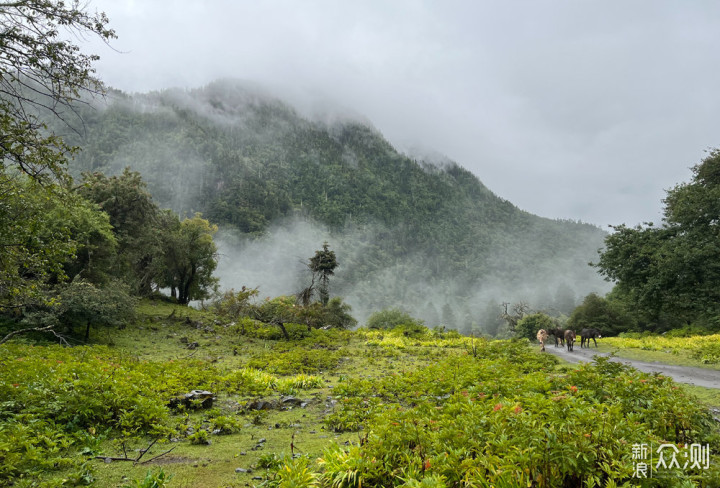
left=212, top=286, right=260, bottom=320
left=78, top=169, right=162, bottom=294
left=250, top=295, right=357, bottom=337
left=49, top=280, right=136, bottom=341
left=0, top=177, right=114, bottom=310
left=2, top=303, right=719, bottom=487
left=281, top=341, right=719, bottom=487
left=257, top=452, right=285, bottom=470
left=0, top=341, right=326, bottom=484
left=596, top=148, right=720, bottom=327
left=247, top=348, right=342, bottom=375
left=121, top=469, right=172, bottom=488
left=568, top=293, right=635, bottom=336
left=366, top=308, right=424, bottom=330
left=160, top=213, right=219, bottom=304
left=188, top=429, right=211, bottom=445
left=271, top=456, right=319, bottom=488
left=209, top=415, right=243, bottom=434
left=307, top=242, right=338, bottom=306
left=0, top=1, right=115, bottom=184
left=319, top=297, right=357, bottom=330
left=690, top=343, right=720, bottom=364
left=78, top=170, right=223, bottom=304
left=514, top=312, right=554, bottom=340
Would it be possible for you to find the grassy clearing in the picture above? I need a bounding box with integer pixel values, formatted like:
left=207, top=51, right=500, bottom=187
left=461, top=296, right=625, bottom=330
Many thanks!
left=680, top=385, right=720, bottom=410
left=593, top=334, right=720, bottom=371
left=1, top=301, right=719, bottom=487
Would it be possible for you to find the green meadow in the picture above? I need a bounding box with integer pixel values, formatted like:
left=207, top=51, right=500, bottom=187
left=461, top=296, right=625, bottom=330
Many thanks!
left=2, top=300, right=719, bottom=488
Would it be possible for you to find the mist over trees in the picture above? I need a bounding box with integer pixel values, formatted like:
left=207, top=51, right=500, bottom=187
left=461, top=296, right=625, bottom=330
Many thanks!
left=0, top=0, right=607, bottom=336
left=0, top=0, right=220, bottom=342
left=56, top=80, right=609, bottom=332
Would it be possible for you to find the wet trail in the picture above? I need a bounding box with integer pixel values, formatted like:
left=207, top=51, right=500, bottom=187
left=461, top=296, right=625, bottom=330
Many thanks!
left=543, top=342, right=720, bottom=390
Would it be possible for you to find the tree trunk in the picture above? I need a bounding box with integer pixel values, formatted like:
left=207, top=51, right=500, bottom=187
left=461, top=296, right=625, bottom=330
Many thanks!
left=277, top=322, right=290, bottom=340
left=84, top=320, right=91, bottom=342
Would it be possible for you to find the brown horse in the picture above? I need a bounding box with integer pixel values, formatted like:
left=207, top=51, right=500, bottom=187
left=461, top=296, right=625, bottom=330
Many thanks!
left=564, top=330, right=576, bottom=352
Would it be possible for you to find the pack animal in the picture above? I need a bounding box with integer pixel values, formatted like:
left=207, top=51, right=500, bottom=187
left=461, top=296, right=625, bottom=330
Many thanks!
left=536, top=329, right=549, bottom=352
left=564, top=330, right=576, bottom=352
left=580, top=328, right=602, bottom=348
left=549, top=328, right=565, bottom=347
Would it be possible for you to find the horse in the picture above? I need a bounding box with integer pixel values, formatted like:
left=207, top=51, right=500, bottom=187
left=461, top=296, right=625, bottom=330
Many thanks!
left=549, top=328, right=565, bottom=347
left=580, top=328, right=602, bottom=348
left=564, top=330, right=576, bottom=352
left=537, top=329, right=549, bottom=352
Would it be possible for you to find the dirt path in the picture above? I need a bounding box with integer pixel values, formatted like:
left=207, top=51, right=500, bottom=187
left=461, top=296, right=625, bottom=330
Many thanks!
left=543, top=343, right=720, bottom=390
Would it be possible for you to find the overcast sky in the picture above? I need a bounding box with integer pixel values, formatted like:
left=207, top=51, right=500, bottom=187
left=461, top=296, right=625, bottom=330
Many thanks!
left=87, top=0, right=720, bottom=228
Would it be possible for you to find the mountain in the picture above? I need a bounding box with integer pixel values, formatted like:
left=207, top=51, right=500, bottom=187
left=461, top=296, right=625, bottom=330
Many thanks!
left=63, top=79, right=609, bottom=330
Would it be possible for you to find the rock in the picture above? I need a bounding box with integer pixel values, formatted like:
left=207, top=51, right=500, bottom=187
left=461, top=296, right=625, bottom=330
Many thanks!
left=235, top=468, right=249, bottom=473
left=281, top=396, right=304, bottom=407
left=168, top=390, right=215, bottom=410
left=245, top=399, right=275, bottom=411
left=187, top=342, right=199, bottom=350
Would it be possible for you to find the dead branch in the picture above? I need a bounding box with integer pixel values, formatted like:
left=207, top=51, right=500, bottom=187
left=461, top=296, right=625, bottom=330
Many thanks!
left=94, top=437, right=174, bottom=465
left=0, top=324, right=69, bottom=345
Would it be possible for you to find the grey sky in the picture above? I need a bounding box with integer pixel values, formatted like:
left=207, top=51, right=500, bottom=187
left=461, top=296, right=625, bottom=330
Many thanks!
left=87, top=0, right=720, bottom=228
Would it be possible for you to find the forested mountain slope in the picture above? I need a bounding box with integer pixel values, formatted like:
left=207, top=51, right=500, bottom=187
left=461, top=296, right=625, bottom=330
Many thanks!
left=64, top=80, right=608, bottom=329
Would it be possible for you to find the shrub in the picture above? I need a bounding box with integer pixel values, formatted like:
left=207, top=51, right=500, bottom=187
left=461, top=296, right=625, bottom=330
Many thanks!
left=122, top=469, right=172, bottom=488
left=366, top=308, right=424, bottom=330
left=247, top=348, right=342, bottom=375
left=188, top=429, right=211, bottom=445
left=274, top=342, right=719, bottom=486
left=515, top=312, right=553, bottom=340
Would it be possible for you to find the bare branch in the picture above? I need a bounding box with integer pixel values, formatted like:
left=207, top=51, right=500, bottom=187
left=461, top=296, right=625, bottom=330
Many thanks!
left=0, top=324, right=54, bottom=344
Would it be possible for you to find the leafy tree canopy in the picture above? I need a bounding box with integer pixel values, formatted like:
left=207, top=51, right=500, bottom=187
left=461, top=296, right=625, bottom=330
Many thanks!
left=0, top=0, right=115, bottom=182
left=595, top=149, right=720, bottom=327
left=160, top=213, right=219, bottom=305
left=0, top=1, right=120, bottom=314
left=0, top=175, right=115, bottom=310
left=78, top=168, right=163, bottom=294
left=567, top=293, right=635, bottom=336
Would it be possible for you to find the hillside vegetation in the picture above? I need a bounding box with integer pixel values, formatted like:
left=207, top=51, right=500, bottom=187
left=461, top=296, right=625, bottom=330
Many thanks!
left=60, top=80, right=608, bottom=327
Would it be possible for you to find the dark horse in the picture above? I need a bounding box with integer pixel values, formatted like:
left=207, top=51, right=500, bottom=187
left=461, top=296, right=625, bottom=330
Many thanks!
left=549, top=328, right=565, bottom=347
left=580, top=328, right=602, bottom=348
left=564, top=330, right=576, bottom=352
